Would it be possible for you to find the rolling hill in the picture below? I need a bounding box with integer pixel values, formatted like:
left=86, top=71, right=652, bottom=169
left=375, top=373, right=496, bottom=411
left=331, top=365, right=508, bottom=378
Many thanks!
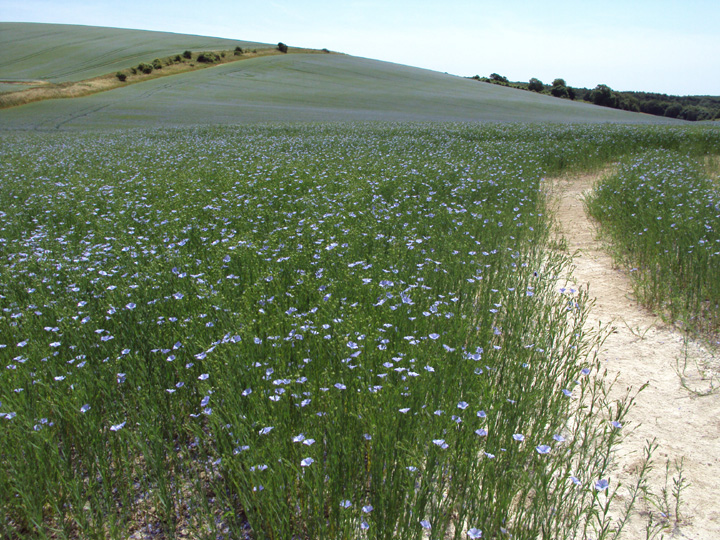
left=0, top=22, right=268, bottom=85
left=0, top=23, right=684, bottom=130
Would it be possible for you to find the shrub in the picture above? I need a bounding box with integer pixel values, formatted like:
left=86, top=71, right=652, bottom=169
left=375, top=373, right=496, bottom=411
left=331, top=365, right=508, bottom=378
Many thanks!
left=234, top=46, right=244, bottom=55
left=197, top=52, right=220, bottom=63
left=152, top=58, right=163, bottom=70
left=174, top=55, right=182, bottom=62
left=322, top=48, right=330, bottom=53
left=528, top=78, right=543, bottom=92
left=130, top=67, right=137, bottom=75
left=182, top=50, right=192, bottom=59
left=277, top=42, right=288, bottom=53
left=115, top=72, right=127, bottom=82
left=138, top=63, right=153, bottom=75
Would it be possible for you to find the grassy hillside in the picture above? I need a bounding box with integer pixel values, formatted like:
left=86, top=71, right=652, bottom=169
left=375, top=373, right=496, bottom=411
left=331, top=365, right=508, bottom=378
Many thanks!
left=0, top=22, right=269, bottom=86
left=0, top=51, right=682, bottom=130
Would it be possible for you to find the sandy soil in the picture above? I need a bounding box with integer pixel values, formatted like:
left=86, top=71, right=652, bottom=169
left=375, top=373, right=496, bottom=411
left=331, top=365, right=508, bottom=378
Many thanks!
left=552, top=172, right=720, bottom=539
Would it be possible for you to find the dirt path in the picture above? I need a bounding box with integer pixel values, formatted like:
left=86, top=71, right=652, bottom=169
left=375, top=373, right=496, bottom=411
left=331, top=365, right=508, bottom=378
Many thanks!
left=553, top=172, right=720, bottom=539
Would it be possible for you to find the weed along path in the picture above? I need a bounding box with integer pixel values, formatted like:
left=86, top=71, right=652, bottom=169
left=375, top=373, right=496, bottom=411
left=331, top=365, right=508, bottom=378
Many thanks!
left=553, top=172, right=720, bottom=540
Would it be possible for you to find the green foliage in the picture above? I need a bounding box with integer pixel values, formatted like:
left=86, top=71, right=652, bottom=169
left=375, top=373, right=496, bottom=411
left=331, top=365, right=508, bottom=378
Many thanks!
left=528, top=78, right=543, bottom=92
left=277, top=42, right=289, bottom=53
left=137, top=62, right=153, bottom=75
left=551, top=85, right=569, bottom=98
left=152, top=58, right=163, bottom=70
left=489, top=72, right=509, bottom=84
left=664, top=103, right=682, bottom=118
left=197, top=52, right=221, bottom=63
left=182, top=50, right=192, bottom=59
left=115, top=72, right=127, bottom=82
left=234, top=46, right=244, bottom=56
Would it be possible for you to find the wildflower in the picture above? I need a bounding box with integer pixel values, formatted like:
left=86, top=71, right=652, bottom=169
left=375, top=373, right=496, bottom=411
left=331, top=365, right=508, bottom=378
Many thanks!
left=475, top=428, right=487, bottom=437
left=553, top=434, right=566, bottom=442
left=432, top=439, right=448, bottom=449
left=512, top=433, right=525, bottom=442
left=457, top=401, right=469, bottom=410
left=467, top=527, right=483, bottom=538
left=300, top=457, right=314, bottom=467
left=536, top=445, right=551, bottom=455
left=570, top=476, right=581, bottom=486
left=80, top=404, right=91, bottom=413
left=595, top=479, right=610, bottom=491
left=198, top=373, right=209, bottom=380
left=362, top=505, right=373, bottom=513
left=259, top=426, right=274, bottom=435
left=611, top=421, right=623, bottom=429
left=110, top=421, right=126, bottom=432
left=340, top=500, right=352, bottom=508
left=420, top=519, right=431, bottom=529
left=399, top=408, right=410, bottom=414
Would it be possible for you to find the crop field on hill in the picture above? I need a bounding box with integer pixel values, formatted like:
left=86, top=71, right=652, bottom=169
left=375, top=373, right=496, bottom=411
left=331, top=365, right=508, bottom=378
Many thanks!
left=0, top=124, right=718, bottom=539
left=0, top=23, right=268, bottom=85
left=0, top=52, right=684, bottom=130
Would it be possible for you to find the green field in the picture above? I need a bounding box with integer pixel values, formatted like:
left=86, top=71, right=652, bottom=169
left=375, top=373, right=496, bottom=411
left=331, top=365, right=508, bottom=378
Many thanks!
left=1, top=123, right=718, bottom=539
left=0, top=22, right=268, bottom=84
left=1, top=52, right=685, bottom=130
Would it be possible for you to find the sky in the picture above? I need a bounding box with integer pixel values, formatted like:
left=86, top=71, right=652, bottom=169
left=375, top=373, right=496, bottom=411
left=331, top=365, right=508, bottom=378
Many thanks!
left=2, top=0, right=718, bottom=95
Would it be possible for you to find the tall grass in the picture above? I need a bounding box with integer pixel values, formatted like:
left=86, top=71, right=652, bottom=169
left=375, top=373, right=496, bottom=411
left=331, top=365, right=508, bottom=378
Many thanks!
left=0, top=123, right=718, bottom=539
left=586, top=149, right=720, bottom=338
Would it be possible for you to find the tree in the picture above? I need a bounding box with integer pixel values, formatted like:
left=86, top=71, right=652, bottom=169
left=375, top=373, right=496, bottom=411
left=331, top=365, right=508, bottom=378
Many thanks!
left=528, top=78, right=543, bottom=92
left=551, top=85, right=568, bottom=98
left=664, top=103, right=682, bottom=118
left=489, top=73, right=509, bottom=84
left=591, top=84, right=617, bottom=108
left=277, top=42, right=289, bottom=53
left=552, top=78, right=566, bottom=88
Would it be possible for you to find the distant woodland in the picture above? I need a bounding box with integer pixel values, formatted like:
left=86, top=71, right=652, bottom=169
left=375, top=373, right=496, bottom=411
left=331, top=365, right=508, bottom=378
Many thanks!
left=473, top=74, right=720, bottom=122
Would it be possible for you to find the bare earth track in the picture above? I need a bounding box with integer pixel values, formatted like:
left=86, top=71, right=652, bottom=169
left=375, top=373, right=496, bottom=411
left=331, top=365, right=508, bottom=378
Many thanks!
left=553, top=173, right=720, bottom=539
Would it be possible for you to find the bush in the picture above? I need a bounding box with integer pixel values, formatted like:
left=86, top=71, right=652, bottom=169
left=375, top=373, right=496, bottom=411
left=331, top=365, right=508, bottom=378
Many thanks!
left=130, top=67, right=137, bottom=75
left=197, top=52, right=220, bottom=63
left=174, top=55, right=182, bottom=62
left=551, top=85, right=568, bottom=98
left=152, top=58, right=163, bottom=70
left=234, top=46, right=244, bottom=55
left=322, top=48, right=330, bottom=53
left=277, top=42, right=288, bottom=53
left=182, top=50, right=192, bottom=59
left=138, top=63, right=153, bottom=75
left=528, top=78, right=543, bottom=92
left=115, top=72, right=127, bottom=82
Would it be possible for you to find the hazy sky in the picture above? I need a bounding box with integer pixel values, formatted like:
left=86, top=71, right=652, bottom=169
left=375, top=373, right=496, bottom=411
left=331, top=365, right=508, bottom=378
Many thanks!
left=3, top=0, right=718, bottom=95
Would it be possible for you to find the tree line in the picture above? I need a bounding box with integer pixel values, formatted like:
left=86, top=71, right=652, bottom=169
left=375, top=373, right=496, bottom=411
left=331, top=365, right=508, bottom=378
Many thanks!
left=472, top=74, right=720, bottom=122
